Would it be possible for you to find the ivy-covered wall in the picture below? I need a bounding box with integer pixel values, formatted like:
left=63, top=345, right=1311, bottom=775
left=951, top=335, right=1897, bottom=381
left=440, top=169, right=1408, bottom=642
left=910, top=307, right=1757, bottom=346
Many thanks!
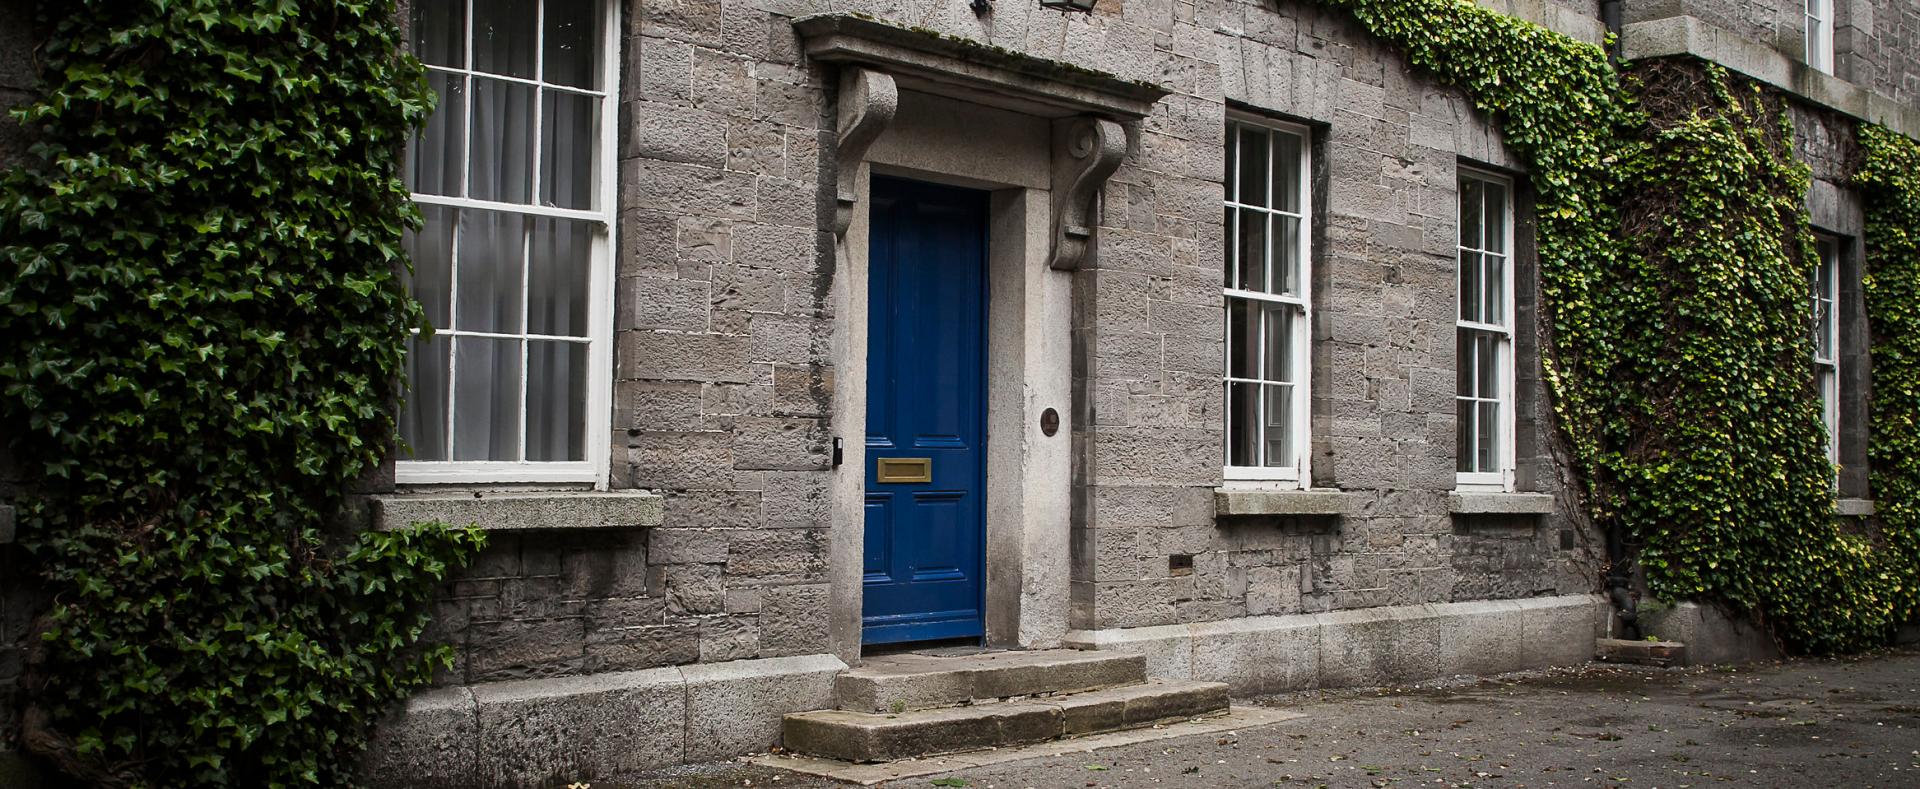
left=1320, top=0, right=1920, bottom=653
left=0, top=0, right=39, bottom=775
left=0, top=1, right=482, bottom=786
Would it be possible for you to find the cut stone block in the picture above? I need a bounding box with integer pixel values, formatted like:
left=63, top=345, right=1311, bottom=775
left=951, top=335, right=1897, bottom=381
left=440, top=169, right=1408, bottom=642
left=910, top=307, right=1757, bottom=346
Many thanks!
left=1596, top=638, right=1687, bottom=667
left=834, top=649, right=1146, bottom=713
left=1214, top=489, right=1352, bottom=516
left=784, top=679, right=1229, bottom=762
left=371, top=491, right=664, bottom=531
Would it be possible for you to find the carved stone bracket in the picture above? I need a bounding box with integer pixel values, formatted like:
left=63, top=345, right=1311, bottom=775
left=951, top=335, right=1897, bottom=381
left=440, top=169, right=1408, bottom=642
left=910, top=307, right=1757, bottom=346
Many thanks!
left=832, top=67, right=898, bottom=237
left=1048, top=116, right=1127, bottom=271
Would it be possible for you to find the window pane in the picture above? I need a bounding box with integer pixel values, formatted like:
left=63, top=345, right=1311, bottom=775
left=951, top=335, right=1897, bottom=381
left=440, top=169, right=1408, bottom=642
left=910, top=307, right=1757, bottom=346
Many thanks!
left=469, top=77, right=536, bottom=204
left=1227, top=381, right=1259, bottom=467
left=1273, top=215, right=1302, bottom=296
left=1222, top=206, right=1236, bottom=288
left=1263, top=384, right=1293, bottom=466
left=1483, top=254, right=1505, bottom=326
left=1483, top=182, right=1508, bottom=254
left=410, top=1, right=466, bottom=67
left=1459, top=178, right=1483, bottom=250
left=1224, top=126, right=1238, bottom=203
left=540, top=90, right=598, bottom=210
left=473, top=0, right=538, bottom=79
left=1263, top=304, right=1294, bottom=383
left=1456, top=398, right=1474, bottom=473
left=543, top=0, right=601, bottom=89
left=528, top=217, right=593, bottom=337
left=1237, top=126, right=1269, bottom=208
left=1237, top=208, right=1269, bottom=292
left=1459, top=251, right=1482, bottom=323
left=401, top=334, right=450, bottom=461
left=1476, top=400, right=1499, bottom=472
left=406, top=205, right=457, bottom=329
left=1456, top=327, right=1475, bottom=397
left=407, top=71, right=466, bottom=197
left=1814, top=298, right=1833, bottom=358
left=1227, top=298, right=1256, bottom=380
left=454, top=336, right=525, bottom=461
left=456, top=210, right=527, bottom=333
left=1476, top=332, right=1500, bottom=400
left=1273, top=131, right=1302, bottom=213
left=527, top=340, right=588, bottom=461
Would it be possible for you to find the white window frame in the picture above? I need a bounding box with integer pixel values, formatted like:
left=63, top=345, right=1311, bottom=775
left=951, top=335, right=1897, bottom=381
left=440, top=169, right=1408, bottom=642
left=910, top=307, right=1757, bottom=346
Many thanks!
left=397, top=0, right=620, bottom=487
left=1806, top=0, right=1834, bottom=74
left=1223, top=113, right=1312, bottom=485
left=1812, top=235, right=1840, bottom=472
left=1456, top=168, right=1516, bottom=492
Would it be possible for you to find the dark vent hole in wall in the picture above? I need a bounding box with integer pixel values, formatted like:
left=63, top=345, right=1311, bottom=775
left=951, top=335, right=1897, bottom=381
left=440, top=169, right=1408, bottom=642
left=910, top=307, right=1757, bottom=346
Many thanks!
left=1169, top=554, right=1194, bottom=576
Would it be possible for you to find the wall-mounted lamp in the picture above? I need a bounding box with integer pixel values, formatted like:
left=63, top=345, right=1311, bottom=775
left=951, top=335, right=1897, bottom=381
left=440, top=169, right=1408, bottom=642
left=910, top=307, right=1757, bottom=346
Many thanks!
left=1039, top=0, right=1098, bottom=12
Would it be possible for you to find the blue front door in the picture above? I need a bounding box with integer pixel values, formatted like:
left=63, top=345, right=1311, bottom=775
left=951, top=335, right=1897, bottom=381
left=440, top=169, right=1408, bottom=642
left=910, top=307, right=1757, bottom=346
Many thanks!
left=862, top=176, right=988, bottom=645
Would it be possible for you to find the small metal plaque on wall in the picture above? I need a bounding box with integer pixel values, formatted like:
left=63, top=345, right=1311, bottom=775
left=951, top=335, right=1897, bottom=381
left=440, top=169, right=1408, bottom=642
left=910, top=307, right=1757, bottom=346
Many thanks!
left=1041, top=407, right=1060, bottom=437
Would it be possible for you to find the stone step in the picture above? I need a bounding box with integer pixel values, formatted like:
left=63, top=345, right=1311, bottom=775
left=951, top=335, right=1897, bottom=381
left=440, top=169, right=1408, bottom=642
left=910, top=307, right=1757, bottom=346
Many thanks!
left=1596, top=637, right=1687, bottom=667
left=783, top=679, right=1230, bottom=763
left=835, top=649, right=1147, bottom=713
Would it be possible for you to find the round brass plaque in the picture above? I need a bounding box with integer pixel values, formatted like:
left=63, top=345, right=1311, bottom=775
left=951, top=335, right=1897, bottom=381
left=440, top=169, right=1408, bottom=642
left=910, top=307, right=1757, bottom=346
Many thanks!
left=1040, top=407, right=1060, bottom=437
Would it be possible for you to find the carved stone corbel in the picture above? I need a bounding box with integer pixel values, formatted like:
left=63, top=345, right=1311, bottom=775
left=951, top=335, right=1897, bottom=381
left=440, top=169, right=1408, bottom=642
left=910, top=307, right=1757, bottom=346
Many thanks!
left=1048, top=116, right=1127, bottom=271
left=832, top=67, right=898, bottom=237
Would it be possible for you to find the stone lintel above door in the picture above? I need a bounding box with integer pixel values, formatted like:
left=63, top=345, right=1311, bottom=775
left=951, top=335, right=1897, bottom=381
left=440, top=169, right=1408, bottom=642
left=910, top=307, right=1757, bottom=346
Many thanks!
left=792, top=14, right=1169, bottom=122
left=794, top=13, right=1170, bottom=270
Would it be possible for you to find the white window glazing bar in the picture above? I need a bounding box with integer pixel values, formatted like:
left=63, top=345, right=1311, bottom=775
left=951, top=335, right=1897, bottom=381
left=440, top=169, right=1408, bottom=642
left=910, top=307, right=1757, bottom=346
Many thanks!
left=413, top=193, right=607, bottom=224
left=588, top=0, right=620, bottom=486
left=514, top=0, right=548, bottom=464
left=1813, top=237, right=1840, bottom=470
left=1456, top=168, right=1516, bottom=489
left=399, top=0, right=618, bottom=484
left=423, top=65, right=609, bottom=99
left=1806, top=0, right=1834, bottom=73
left=442, top=0, right=476, bottom=462
left=416, top=328, right=592, bottom=343
left=1223, top=115, right=1312, bottom=483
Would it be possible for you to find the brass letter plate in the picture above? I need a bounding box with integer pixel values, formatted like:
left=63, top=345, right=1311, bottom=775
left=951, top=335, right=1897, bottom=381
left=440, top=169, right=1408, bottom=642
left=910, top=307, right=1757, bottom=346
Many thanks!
left=876, top=457, right=932, bottom=483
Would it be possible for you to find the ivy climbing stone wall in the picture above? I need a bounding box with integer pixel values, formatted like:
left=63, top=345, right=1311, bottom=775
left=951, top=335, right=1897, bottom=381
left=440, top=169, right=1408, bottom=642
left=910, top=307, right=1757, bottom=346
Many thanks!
left=0, top=0, right=34, bottom=768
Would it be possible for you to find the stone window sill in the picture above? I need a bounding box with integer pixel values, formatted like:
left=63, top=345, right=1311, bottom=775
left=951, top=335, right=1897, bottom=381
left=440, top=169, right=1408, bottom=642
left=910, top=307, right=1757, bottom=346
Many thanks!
left=1214, top=488, right=1351, bottom=517
left=1448, top=492, right=1555, bottom=515
left=1837, top=498, right=1875, bottom=517
left=370, top=491, right=664, bottom=532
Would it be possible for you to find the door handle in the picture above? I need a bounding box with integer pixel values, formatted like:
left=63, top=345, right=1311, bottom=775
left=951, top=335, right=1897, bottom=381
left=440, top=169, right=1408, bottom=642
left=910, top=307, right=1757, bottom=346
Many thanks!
left=876, top=457, right=932, bottom=483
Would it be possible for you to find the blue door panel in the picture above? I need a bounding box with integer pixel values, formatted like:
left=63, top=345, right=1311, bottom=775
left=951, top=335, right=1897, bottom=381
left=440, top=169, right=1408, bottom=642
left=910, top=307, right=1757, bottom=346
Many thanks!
left=862, top=176, right=988, bottom=645
left=862, top=493, right=893, bottom=583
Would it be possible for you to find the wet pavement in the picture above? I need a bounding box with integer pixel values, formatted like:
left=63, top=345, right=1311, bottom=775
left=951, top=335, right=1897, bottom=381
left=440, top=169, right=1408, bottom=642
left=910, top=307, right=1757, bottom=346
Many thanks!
left=618, top=647, right=1920, bottom=788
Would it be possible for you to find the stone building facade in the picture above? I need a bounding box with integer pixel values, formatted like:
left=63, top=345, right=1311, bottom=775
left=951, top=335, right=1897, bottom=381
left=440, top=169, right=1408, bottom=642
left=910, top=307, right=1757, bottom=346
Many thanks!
left=2, top=0, right=1917, bottom=785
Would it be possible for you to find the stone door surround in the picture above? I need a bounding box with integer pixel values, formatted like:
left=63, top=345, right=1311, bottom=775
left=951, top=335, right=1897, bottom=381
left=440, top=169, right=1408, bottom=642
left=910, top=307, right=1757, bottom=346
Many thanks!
left=794, top=13, right=1170, bottom=658
left=793, top=13, right=1169, bottom=271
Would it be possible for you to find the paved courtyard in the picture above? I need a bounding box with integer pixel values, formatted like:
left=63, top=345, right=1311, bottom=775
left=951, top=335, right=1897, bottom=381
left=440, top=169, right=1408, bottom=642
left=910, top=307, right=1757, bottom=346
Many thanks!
left=622, top=647, right=1920, bottom=788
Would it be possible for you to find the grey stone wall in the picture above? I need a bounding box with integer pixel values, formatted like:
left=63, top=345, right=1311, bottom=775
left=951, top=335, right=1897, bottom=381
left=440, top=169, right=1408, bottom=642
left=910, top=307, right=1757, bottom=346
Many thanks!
left=395, top=0, right=839, bottom=689
left=417, top=527, right=831, bottom=684
left=424, top=0, right=1620, bottom=674
left=1843, top=0, right=1920, bottom=104
left=600, top=0, right=837, bottom=666
left=1623, top=0, right=1920, bottom=104
left=1623, top=0, right=1807, bottom=50
left=1069, top=0, right=1602, bottom=632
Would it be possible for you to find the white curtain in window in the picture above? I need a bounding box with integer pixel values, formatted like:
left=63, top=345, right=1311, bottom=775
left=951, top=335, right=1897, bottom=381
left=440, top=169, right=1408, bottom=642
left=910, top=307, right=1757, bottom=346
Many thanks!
left=400, top=0, right=599, bottom=464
